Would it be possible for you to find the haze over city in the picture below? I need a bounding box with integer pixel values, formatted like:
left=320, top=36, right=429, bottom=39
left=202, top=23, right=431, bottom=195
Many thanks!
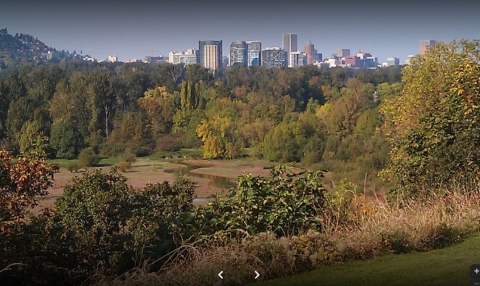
left=1, top=0, right=480, bottom=63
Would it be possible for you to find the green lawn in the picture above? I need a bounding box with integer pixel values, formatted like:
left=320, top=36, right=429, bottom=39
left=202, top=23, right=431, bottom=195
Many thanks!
left=252, top=234, right=480, bottom=286
left=47, top=156, right=121, bottom=168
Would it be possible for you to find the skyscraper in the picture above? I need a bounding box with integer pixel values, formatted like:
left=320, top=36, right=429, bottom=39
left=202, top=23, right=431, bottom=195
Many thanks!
left=199, top=40, right=222, bottom=72
left=282, top=33, right=297, bottom=66
left=289, top=52, right=306, bottom=68
left=336, top=48, right=350, bottom=58
left=229, top=41, right=248, bottom=66
left=246, top=41, right=261, bottom=66
left=304, top=41, right=315, bottom=65
left=261, top=47, right=287, bottom=68
left=419, top=39, right=436, bottom=54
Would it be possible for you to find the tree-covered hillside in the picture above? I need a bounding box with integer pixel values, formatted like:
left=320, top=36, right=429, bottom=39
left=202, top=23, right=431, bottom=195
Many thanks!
left=0, top=28, right=84, bottom=69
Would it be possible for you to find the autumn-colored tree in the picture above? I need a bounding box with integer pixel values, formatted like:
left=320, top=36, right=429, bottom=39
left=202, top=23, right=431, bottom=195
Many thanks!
left=196, top=115, right=243, bottom=159
left=0, top=150, right=57, bottom=228
left=138, top=86, right=176, bottom=136
left=381, top=40, right=480, bottom=199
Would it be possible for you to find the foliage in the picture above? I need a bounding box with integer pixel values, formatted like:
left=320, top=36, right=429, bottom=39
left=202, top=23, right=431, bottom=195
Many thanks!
left=48, top=169, right=196, bottom=277
left=65, top=161, right=82, bottom=172
left=117, top=161, right=132, bottom=172
left=196, top=115, right=243, bottom=159
left=0, top=150, right=57, bottom=226
left=380, top=40, right=480, bottom=200
left=78, top=147, right=101, bottom=167
left=195, top=166, right=327, bottom=241
left=49, top=119, right=84, bottom=159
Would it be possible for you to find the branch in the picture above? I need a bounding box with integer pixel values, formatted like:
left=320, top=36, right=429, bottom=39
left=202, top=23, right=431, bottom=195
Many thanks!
left=0, top=263, right=22, bottom=273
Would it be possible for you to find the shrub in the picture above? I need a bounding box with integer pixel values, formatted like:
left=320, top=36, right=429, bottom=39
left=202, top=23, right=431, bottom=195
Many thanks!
left=65, top=161, right=82, bottom=173
left=194, top=166, right=327, bottom=241
left=78, top=147, right=101, bottom=167
left=117, top=161, right=132, bottom=173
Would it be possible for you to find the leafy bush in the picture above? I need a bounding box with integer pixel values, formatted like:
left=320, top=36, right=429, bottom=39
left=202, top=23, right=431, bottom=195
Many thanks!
left=50, top=169, right=196, bottom=277
left=65, top=161, right=82, bottom=172
left=117, top=161, right=132, bottom=172
left=194, top=166, right=327, bottom=241
left=78, top=147, right=101, bottom=167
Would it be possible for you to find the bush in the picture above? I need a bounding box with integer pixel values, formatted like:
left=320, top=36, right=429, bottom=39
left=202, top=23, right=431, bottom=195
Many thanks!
left=117, top=161, right=132, bottom=173
left=155, top=134, right=184, bottom=152
left=194, top=166, right=327, bottom=241
left=78, top=147, right=101, bottom=167
left=65, top=161, right=82, bottom=172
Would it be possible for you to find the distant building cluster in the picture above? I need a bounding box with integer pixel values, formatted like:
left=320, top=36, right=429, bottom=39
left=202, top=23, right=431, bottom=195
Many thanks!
left=111, top=34, right=437, bottom=72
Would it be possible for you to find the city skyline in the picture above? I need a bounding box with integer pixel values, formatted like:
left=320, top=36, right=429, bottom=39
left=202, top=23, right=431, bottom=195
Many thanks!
left=1, top=0, right=479, bottom=63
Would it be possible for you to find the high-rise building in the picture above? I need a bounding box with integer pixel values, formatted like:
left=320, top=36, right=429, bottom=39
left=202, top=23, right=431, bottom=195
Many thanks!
left=261, top=47, right=287, bottom=68
left=345, top=56, right=362, bottom=67
left=168, top=49, right=198, bottom=65
left=336, top=48, right=350, bottom=58
left=246, top=41, right=261, bottom=66
left=419, top=39, right=436, bottom=54
left=386, top=57, right=400, bottom=66
left=290, top=52, right=306, bottom=68
left=229, top=41, right=248, bottom=66
left=282, top=33, right=298, bottom=66
left=304, top=41, right=315, bottom=65
left=199, top=40, right=222, bottom=72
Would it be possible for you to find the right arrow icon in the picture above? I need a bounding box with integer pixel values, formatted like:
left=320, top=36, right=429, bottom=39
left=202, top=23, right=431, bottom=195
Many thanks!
left=255, top=270, right=260, bottom=279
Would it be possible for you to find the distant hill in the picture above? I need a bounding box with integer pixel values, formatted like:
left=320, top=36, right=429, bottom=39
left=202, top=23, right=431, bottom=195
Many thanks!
left=0, top=28, right=86, bottom=69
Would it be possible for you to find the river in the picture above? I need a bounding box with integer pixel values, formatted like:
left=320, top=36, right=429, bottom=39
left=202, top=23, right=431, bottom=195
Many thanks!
left=164, top=163, right=236, bottom=203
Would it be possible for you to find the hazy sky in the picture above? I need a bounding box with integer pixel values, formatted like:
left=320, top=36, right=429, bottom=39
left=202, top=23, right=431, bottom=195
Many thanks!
left=1, top=0, right=479, bottom=63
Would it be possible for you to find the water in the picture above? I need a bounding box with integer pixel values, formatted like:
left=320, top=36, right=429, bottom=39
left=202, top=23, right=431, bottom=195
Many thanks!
left=164, top=164, right=236, bottom=189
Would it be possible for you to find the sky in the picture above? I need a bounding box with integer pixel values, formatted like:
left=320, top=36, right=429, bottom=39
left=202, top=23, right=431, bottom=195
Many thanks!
left=1, top=0, right=479, bottom=63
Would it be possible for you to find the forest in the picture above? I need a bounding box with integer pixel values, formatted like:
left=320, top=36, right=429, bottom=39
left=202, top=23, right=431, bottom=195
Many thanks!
left=0, top=60, right=402, bottom=185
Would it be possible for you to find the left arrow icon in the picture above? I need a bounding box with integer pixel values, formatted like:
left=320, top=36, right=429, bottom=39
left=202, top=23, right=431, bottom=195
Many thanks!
left=218, top=271, right=224, bottom=279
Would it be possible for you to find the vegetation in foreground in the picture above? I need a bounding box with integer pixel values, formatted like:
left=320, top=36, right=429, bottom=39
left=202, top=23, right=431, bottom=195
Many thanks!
left=253, top=233, right=480, bottom=286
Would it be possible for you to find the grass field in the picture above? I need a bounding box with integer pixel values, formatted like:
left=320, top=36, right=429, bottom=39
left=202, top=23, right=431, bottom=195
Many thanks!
left=252, top=234, right=479, bottom=286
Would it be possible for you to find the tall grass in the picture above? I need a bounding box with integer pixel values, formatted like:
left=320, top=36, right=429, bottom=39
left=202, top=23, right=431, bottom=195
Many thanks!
left=92, top=189, right=480, bottom=286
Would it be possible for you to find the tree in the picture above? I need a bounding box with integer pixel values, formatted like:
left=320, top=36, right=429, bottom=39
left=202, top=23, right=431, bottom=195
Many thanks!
left=196, top=115, right=243, bottom=159
left=18, top=121, right=49, bottom=157
left=380, top=40, right=480, bottom=199
left=0, top=150, right=57, bottom=227
left=49, top=120, right=83, bottom=159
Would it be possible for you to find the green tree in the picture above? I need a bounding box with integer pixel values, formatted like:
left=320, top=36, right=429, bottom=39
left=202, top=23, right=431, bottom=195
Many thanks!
left=49, top=120, right=84, bottom=159
left=18, top=121, right=49, bottom=157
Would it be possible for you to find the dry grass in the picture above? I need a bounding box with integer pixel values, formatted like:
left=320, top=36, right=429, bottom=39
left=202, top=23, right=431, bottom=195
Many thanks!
left=93, top=190, right=480, bottom=286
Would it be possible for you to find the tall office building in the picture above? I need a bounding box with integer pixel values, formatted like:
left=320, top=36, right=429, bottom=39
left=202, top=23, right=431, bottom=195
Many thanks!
left=282, top=33, right=298, bottom=66
left=336, top=48, right=350, bottom=58
left=304, top=41, right=315, bottom=65
left=261, top=47, right=287, bottom=68
left=290, top=52, right=306, bottom=68
left=386, top=57, right=400, bottom=66
left=229, top=41, right=248, bottom=66
left=246, top=41, right=261, bottom=66
left=199, top=40, right=222, bottom=72
left=419, top=39, right=436, bottom=54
